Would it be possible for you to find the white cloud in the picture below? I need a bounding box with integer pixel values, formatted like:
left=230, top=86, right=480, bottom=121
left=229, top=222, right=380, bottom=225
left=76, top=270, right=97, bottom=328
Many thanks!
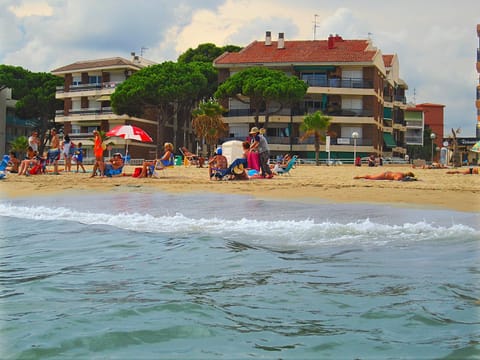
left=0, top=0, right=479, bottom=136
left=8, top=0, right=53, bottom=17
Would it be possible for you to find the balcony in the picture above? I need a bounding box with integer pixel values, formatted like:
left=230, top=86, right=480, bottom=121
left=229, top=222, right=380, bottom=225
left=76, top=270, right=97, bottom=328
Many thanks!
left=226, top=107, right=374, bottom=119
left=56, top=107, right=113, bottom=116
left=304, top=77, right=373, bottom=89
left=56, top=81, right=122, bottom=93
left=220, top=136, right=373, bottom=146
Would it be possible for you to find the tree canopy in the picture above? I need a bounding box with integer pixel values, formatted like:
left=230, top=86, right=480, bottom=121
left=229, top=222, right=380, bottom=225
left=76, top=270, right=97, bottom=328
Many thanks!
left=214, top=66, right=308, bottom=128
left=111, top=61, right=209, bottom=154
left=0, top=65, right=63, bottom=152
left=192, top=100, right=228, bottom=155
left=177, top=43, right=242, bottom=64
left=300, top=110, right=331, bottom=166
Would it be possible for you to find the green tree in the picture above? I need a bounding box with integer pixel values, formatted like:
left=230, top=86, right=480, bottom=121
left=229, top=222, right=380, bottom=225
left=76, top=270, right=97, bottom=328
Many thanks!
left=177, top=43, right=242, bottom=64
left=192, top=100, right=228, bottom=156
left=178, top=44, right=241, bottom=100
left=214, top=67, right=308, bottom=128
left=111, top=61, right=209, bottom=155
left=9, top=136, right=29, bottom=159
left=300, top=111, right=331, bottom=166
left=0, top=65, right=63, bottom=153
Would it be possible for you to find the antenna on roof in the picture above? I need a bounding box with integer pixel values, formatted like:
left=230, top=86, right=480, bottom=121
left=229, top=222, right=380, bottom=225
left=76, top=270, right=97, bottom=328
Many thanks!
left=313, top=14, right=320, bottom=40
left=141, top=46, right=148, bottom=57
left=413, top=88, right=417, bottom=104
left=367, top=32, right=373, bottom=41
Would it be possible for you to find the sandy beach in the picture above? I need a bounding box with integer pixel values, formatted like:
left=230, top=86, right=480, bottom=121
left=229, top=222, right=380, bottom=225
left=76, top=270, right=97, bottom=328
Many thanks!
left=1, top=164, right=479, bottom=213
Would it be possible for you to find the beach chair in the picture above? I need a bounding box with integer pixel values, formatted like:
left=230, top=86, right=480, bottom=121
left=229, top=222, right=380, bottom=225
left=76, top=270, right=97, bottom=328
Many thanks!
left=275, top=155, right=298, bottom=176
left=0, top=155, right=10, bottom=179
left=179, top=147, right=204, bottom=167
left=151, top=154, right=175, bottom=178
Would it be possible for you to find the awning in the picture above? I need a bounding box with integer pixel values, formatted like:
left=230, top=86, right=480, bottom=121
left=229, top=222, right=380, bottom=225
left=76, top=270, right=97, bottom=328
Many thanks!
left=383, top=132, right=397, bottom=148
left=96, top=95, right=111, bottom=102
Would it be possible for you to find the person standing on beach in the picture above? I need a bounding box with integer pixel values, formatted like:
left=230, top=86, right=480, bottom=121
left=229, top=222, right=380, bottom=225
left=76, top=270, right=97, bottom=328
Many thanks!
left=249, top=127, right=273, bottom=178
left=61, top=134, right=73, bottom=172
left=47, top=128, right=60, bottom=174
left=74, top=142, right=86, bottom=173
left=28, top=131, right=40, bottom=153
left=91, top=130, right=105, bottom=177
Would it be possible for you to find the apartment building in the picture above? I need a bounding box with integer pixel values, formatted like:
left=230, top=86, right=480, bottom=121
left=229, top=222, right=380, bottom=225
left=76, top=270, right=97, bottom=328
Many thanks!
left=213, top=32, right=408, bottom=161
left=51, top=54, right=157, bottom=159
left=405, top=107, right=424, bottom=146
left=476, top=24, right=480, bottom=138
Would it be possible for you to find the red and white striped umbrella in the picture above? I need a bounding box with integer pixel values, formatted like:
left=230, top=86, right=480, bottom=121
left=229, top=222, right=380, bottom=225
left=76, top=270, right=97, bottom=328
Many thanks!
left=106, top=125, right=153, bottom=142
left=106, top=125, right=153, bottom=155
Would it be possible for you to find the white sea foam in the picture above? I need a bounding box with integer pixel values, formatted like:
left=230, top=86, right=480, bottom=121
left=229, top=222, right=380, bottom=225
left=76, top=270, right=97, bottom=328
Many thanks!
left=0, top=203, right=477, bottom=248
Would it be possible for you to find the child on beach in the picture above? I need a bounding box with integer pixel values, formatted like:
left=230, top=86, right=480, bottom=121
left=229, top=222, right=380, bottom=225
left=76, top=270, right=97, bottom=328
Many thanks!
left=74, top=142, right=86, bottom=173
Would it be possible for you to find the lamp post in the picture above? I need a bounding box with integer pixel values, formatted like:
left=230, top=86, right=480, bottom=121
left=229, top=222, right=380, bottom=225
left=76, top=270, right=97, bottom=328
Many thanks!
left=430, top=132, right=436, bottom=163
left=352, top=131, right=359, bottom=165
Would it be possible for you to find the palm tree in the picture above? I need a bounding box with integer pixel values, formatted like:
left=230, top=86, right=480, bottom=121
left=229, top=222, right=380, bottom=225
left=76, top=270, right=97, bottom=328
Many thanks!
left=300, top=110, right=331, bottom=166
left=9, top=136, right=29, bottom=159
left=192, top=100, right=228, bottom=156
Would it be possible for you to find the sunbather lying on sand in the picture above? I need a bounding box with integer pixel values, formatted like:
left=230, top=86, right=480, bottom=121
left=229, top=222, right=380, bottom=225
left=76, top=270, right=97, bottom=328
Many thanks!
left=354, top=171, right=416, bottom=181
left=446, top=167, right=478, bottom=175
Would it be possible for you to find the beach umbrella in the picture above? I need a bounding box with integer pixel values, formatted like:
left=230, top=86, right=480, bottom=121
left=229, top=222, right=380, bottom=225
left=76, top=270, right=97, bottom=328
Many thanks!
left=470, top=140, right=480, bottom=153
left=106, top=125, right=153, bottom=155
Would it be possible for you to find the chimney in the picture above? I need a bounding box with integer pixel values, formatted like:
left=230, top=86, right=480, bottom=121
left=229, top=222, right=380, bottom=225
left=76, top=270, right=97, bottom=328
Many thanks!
left=328, top=34, right=334, bottom=49
left=265, top=31, right=272, bottom=46
left=278, top=32, right=285, bottom=49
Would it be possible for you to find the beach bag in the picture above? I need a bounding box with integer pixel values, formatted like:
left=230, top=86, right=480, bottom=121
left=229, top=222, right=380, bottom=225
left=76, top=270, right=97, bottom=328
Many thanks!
left=132, top=167, right=142, bottom=177
left=29, top=164, right=41, bottom=175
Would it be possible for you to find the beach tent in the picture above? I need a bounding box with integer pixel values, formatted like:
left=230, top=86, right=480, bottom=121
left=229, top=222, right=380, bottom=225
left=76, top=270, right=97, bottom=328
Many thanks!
left=221, top=140, right=243, bottom=165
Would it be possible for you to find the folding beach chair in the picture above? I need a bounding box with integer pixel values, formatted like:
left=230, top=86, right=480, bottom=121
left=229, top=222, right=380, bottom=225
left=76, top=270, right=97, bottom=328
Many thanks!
left=0, top=154, right=10, bottom=179
left=151, top=154, right=175, bottom=178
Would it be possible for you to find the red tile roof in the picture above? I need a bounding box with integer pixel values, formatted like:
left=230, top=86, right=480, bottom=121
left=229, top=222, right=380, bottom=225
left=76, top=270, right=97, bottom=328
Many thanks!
left=214, top=38, right=378, bottom=66
left=383, top=54, right=394, bottom=67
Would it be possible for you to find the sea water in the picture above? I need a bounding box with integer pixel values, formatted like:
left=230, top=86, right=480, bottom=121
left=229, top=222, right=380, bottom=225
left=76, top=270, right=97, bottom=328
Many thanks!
left=0, top=191, right=479, bottom=359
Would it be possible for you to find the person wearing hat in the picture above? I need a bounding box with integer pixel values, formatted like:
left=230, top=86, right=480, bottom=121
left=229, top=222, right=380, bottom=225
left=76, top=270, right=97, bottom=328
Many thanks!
left=226, top=141, right=250, bottom=180
left=247, top=127, right=260, bottom=171
left=249, top=126, right=273, bottom=178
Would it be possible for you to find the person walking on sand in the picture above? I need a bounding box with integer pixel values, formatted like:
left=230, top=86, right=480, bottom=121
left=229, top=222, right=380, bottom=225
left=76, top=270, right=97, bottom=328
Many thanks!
left=47, top=128, right=60, bottom=174
left=354, top=171, right=416, bottom=181
left=90, top=130, right=105, bottom=177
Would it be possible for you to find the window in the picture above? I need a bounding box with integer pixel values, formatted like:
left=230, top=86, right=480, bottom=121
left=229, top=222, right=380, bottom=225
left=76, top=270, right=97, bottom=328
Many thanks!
left=301, top=72, right=327, bottom=87
left=89, top=75, right=102, bottom=84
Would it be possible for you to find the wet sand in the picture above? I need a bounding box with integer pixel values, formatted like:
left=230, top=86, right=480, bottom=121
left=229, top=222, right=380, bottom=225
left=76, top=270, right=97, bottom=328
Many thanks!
left=1, top=164, right=479, bottom=213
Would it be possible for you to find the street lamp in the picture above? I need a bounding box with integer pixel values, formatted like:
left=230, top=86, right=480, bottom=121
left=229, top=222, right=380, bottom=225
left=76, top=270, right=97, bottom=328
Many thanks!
left=430, top=132, right=436, bottom=163
left=352, top=131, right=359, bottom=165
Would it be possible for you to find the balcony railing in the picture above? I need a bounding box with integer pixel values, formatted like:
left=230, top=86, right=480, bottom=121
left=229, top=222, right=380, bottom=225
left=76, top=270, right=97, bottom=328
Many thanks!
left=56, top=81, right=122, bottom=93
left=220, top=136, right=373, bottom=146
left=55, top=107, right=113, bottom=116
left=303, top=77, right=373, bottom=89
left=226, top=107, right=374, bottom=118
left=393, top=95, right=406, bottom=104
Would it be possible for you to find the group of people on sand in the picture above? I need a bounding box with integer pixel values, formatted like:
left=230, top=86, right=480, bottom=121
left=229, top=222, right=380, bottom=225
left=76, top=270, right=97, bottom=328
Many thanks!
left=208, top=126, right=275, bottom=181
left=11, top=129, right=88, bottom=176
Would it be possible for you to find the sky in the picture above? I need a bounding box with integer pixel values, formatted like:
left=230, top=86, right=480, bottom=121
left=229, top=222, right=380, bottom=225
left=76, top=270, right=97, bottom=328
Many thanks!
left=1, top=0, right=479, bottom=137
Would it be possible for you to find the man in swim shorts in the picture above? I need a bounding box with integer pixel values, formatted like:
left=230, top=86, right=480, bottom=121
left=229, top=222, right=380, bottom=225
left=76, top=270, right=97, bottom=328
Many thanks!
left=47, top=128, right=60, bottom=174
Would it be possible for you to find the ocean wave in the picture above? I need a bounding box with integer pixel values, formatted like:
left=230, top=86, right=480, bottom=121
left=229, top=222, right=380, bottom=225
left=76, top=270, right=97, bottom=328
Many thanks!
left=0, top=203, right=478, bottom=248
